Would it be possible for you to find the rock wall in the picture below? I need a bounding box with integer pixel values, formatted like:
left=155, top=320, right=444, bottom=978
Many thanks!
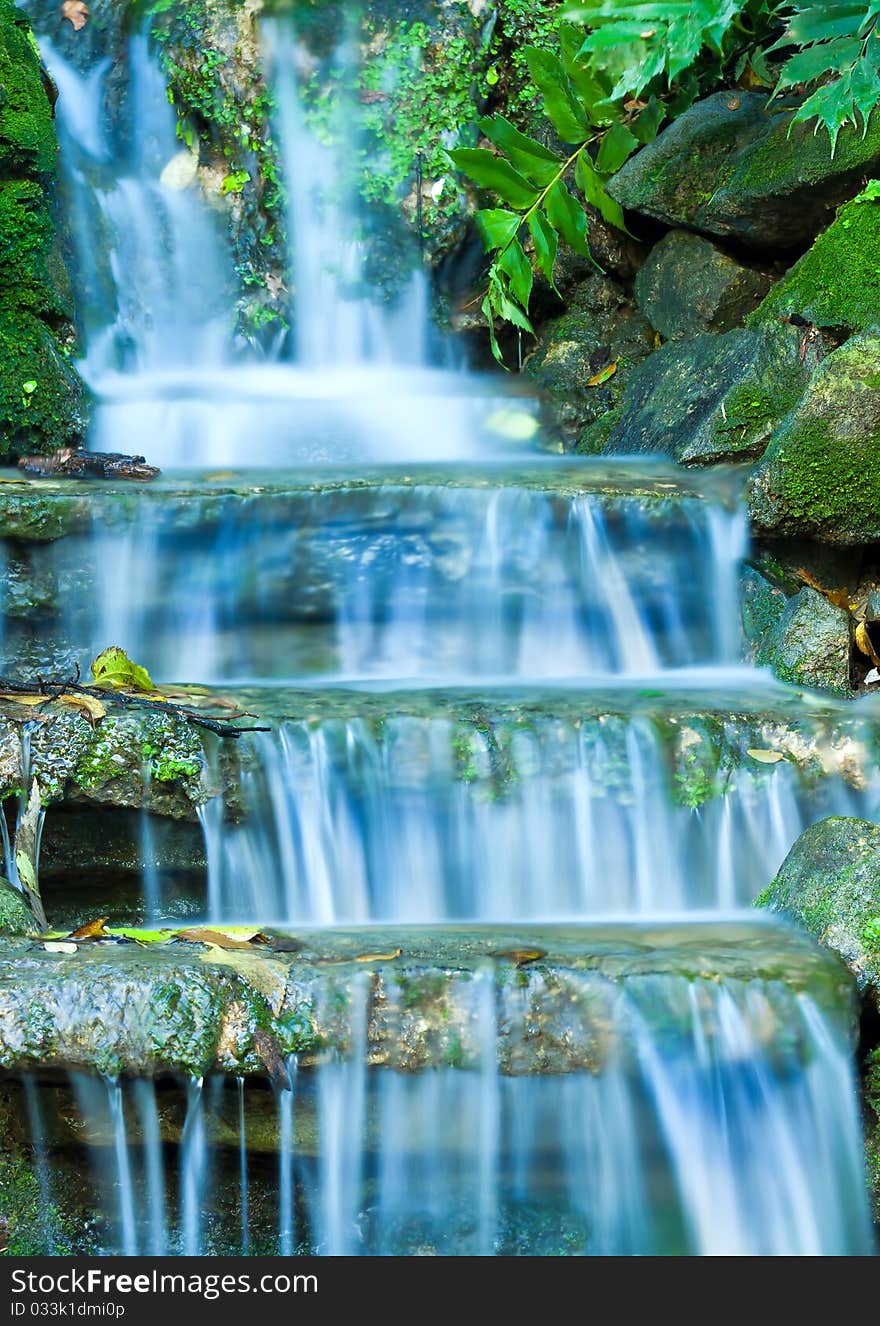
left=0, top=0, right=86, bottom=454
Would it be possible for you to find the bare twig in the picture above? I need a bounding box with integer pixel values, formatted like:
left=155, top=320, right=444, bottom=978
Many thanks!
left=0, top=675, right=269, bottom=739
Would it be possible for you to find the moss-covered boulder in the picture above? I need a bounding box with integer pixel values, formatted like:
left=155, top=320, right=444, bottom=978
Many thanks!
left=609, top=90, right=880, bottom=250
left=753, top=586, right=852, bottom=696
left=0, top=0, right=86, bottom=453
left=524, top=273, right=654, bottom=448
left=599, top=325, right=809, bottom=464
left=749, top=194, right=880, bottom=334
left=757, top=817, right=880, bottom=1007
left=635, top=230, right=773, bottom=340
left=748, top=332, right=880, bottom=544
left=0, top=880, right=32, bottom=936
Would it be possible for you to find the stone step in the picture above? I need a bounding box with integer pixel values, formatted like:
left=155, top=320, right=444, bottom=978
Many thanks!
left=0, top=919, right=854, bottom=1079
left=0, top=460, right=746, bottom=682
left=4, top=677, right=880, bottom=927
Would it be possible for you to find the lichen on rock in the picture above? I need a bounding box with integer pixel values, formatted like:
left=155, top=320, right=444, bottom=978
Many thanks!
left=749, top=194, right=880, bottom=335
left=748, top=332, right=880, bottom=544
left=0, top=0, right=87, bottom=454
left=599, top=325, right=810, bottom=465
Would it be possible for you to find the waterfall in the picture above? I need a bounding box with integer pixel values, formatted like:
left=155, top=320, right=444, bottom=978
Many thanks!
left=202, top=706, right=878, bottom=924
left=52, top=483, right=748, bottom=684
left=8, top=1, right=875, bottom=1262
left=14, top=973, right=872, bottom=1256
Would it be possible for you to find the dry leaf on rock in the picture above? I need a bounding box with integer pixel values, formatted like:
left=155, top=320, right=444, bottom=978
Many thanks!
left=61, top=2, right=89, bottom=31
left=68, top=917, right=110, bottom=940
left=176, top=927, right=270, bottom=950
left=354, top=947, right=403, bottom=963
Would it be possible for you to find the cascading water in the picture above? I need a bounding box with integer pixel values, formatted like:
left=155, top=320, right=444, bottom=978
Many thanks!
left=11, top=973, right=873, bottom=1256
left=7, top=2, right=875, bottom=1260
left=200, top=699, right=879, bottom=925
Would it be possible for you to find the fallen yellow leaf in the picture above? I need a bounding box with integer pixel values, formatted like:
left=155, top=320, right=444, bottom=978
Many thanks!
left=586, top=360, right=618, bottom=388
left=747, top=749, right=785, bottom=764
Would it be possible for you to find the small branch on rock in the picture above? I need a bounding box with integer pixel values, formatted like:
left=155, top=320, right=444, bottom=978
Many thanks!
left=0, top=675, right=269, bottom=740
left=17, top=448, right=160, bottom=481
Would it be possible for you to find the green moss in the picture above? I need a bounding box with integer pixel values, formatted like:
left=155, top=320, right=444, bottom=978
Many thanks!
left=0, top=0, right=57, bottom=175
left=0, top=309, right=87, bottom=452
left=0, top=880, right=32, bottom=935
left=0, top=1, right=86, bottom=453
left=0, top=1153, right=75, bottom=1256
left=748, top=333, right=880, bottom=544
left=749, top=196, right=880, bottom=333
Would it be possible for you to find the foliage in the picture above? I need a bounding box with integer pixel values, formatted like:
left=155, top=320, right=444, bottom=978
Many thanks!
left=456, top=1, right=880, bottom=356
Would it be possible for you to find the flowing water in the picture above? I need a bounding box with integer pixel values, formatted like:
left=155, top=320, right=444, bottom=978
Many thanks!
left=12, top=973, right=873, bottom=1256
left=7, top=2, right=875, bottom=1257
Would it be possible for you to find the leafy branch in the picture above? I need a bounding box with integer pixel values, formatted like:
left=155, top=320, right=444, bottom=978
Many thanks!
left=452, top=2, right=880, bottom=352
left=448, top=30, right=658, bottom=361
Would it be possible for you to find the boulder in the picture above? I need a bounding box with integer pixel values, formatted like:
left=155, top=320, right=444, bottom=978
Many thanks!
left=609, top=90, right=880, bottom=250
left=750, top=194, right=880, bottom=334
left=600, top=325, right=809, bottom=464
left=635, top=230, right=773, bottom=339
left=757, top=816, right=880, bottom=1006
left=0, top=880, right=32, bottom=936
left=748, top=333, right=880, bottom=544
left=524, top=273, right=654, bottom=448
left=0, top=0, right=86, bottom=453
left=754, top=586, right=851, bottom=696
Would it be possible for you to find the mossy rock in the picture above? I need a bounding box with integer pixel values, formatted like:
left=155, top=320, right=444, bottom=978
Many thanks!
left=524, top=273, right=654, bottom=447
left=0, top=0, right=57, bottom=175
left=635, top=230, right=773, bottom=340
left=609, top=90, right=880, bottom=250
left=754, top=585, right=852, bottom=697
left=0, top=880, right=32, bottom=936
left=601, top=325, right=809, bottom=464
left=749, top=195, right=880, bottom=334
left=757, top=816, right=880, bottom=1007
left=0, top=1, right=86, bottom=454
left=748, top=332, right=880, bottom=544
left=0, top=309, right=87, bottom=453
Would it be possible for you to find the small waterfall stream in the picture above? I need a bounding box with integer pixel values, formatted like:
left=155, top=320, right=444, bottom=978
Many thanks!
left=7, top=1, right=875, bottom=1258
left=12, top=976, right=873, bottom=1256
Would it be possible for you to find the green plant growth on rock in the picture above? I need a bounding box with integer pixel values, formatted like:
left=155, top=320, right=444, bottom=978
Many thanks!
left=0, top=0, right=87, bottom=453
left=454, top=2, right=880, bottom=348
left=748, top=332, right=880, bottom=545
left=750, top=191, right=880, bottom=333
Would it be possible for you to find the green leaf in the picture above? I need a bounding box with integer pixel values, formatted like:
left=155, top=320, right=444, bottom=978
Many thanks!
left=545, top=179, right=591, bottom=256
left=576, top=153, right=627, bottom=230
left=524, top=47, right=592, bottom=142
left=527, top=208, right=560, bottom=288
left=90, top=646, right=155, bottom=693
left=776, top=38, right=863, bottom=91
left=15, top=849, right=37, bottom=894
left=498, top=237, right=534, bottom=310
left=448, top=148, right=539, bottom=208
left=481, top=295, right=504, bottom=365
left=596, top=122, right=639, bottom=173
left=632, top=97, right=666, bottom=144
left=476, top=208, right=522, bottom=252
left=477, top=114, right=562, bottom=187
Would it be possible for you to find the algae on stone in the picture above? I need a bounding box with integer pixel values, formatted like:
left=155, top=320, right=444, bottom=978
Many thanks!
left=524, top=273, right=654, bottom=448
left=601, top=325, right=809, bottom=464
left=749, top=195, right=880, bottom=335
left=635, top=230, right=773, bottom=340
left=0, top=0, right=86, bottom=453
left=609, top=90, right=880, bottom=250
left=748, top=332, right=880, bottom=544
left=757, top=816, right=880, bottom=1004
left=754, top=586, right=852, bottom=698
